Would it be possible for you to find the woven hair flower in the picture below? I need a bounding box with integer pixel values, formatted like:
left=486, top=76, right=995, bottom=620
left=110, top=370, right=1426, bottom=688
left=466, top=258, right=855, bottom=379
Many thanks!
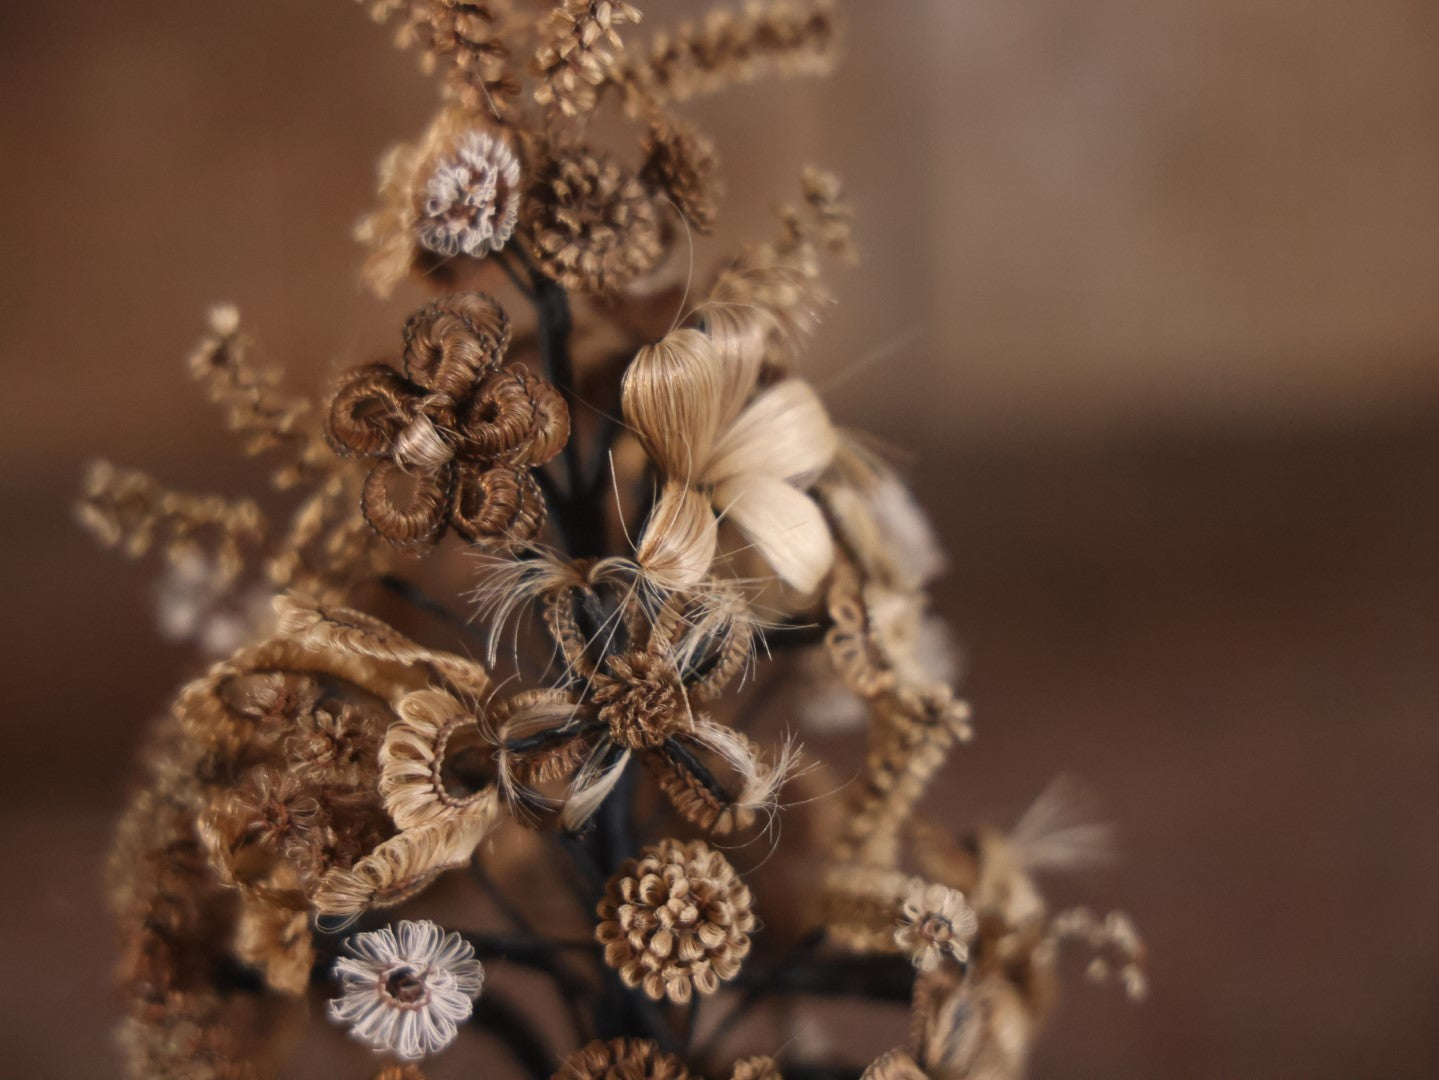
left=417, top=129, right=521, bottom=260
left=623, top=315, right=838, bottom=593
left=823, top=865, right=976, bottom=973
left=596, top=838, right=755, bottom=1004
left=894, top=879, right=977, bottom=973
left=329, top=920, right=484, bottom=1060
left=88, top=0, right=1156, bottom=1070
left=324, top=293, right=569, bottom=548
left=381, top=684, right=505, bottom=841
left=488, top=561, right=793, bottom=832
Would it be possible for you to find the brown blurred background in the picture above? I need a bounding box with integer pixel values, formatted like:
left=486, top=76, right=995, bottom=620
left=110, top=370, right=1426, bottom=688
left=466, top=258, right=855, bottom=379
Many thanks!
left=4, top=1, right=1439, bottom=1075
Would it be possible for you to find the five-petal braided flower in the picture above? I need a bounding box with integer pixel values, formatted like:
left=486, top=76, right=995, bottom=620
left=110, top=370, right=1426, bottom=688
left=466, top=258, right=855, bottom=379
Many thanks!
left=494, top=566, right=788, bottom=833
left=325, top=293, right=569, bottom=548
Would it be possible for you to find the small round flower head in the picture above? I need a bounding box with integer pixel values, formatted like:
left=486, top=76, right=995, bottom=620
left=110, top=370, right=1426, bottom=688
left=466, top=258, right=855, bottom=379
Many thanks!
left=418, top=130, right=521, bottom=260
left=554, top=1037, right=692, bottom=1080
left=329, top=920, right=485, bottom=1060
left=525, top=148, right=661, bottom=293
left=596, top=838, right=755, bottom=1003
left=894, top=880, right=977, bottom=973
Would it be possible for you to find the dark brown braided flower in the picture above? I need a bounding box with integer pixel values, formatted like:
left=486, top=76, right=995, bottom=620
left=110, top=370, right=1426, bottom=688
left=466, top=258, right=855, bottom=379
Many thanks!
left=553, top=1038, right=691, bottom=1080
left=525, top=148, right=662, bottom=293
left=324, top=293, right=569, bottom=548
left=641, top=117, right=721, bottom=234
left=595, top=838, right=755, bottom=1004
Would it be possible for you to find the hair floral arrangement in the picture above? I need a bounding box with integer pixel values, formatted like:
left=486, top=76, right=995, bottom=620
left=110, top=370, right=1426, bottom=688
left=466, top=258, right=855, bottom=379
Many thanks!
left=80, top=3, right=1145, bottom=1077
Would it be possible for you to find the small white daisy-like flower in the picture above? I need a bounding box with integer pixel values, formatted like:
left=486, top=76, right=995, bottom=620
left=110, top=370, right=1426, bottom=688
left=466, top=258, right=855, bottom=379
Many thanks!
left=329, top=920, right=485, bottom=1060
left=894, top=879, right=978, bottom=973
left=418, top=130, right=521, bottom=259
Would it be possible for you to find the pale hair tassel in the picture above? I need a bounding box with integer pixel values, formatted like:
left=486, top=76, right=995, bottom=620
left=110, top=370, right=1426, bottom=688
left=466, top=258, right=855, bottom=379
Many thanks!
left=391, top=413, right=455, bottom=472
left=687, top=716, right=800, bottom=814
left=1009, top=775, right=1118, bottom=874
left=494, top=691, right=589, bottom=806
left=561, top=748, right=633, bottom=830
left=470, top=552, right=644, bottom=668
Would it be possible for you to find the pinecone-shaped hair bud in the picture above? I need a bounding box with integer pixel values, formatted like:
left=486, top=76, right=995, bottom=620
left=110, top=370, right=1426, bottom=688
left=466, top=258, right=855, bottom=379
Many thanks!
left=525, top=147, right=662, bottom=293
left=595, top=838, right=755, bottom=1003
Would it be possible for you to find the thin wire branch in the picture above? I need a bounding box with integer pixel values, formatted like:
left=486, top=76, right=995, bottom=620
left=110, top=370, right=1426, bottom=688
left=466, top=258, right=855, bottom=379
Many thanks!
left=471, top=991, right=557, bottom=1080
left=471, top=860, right=542, bottom=937
left=456, top=931, right=601, bottom=959
left=531, top=272, right=582, bottom=496
left=783, top=1068, right=865, bottom=1080
left=699, top=927, right=826, bottom=1057
left=730, top=952, right=916, bottom=1001
left=495, top=247, right=538, bottom=301
left=593, top=968, right=683, bottom=1052
left=380, top=573, right=486, bottom=643
left=456, top=930, right=597, bottom=1044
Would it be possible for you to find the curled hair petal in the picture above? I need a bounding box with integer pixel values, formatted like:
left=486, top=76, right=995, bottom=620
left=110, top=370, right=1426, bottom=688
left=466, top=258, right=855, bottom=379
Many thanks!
left=712, top=474, right=834, bottom=593
left=324, top=364, right=416, bottom=458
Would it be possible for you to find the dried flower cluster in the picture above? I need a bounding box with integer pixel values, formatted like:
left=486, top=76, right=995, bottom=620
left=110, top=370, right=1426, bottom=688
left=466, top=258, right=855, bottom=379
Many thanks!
left=557, top=1038, right=690, bottom=1080
left=533, top=1, right=643, bottom=117
left=87, top=3, right=1144, bottom=1078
